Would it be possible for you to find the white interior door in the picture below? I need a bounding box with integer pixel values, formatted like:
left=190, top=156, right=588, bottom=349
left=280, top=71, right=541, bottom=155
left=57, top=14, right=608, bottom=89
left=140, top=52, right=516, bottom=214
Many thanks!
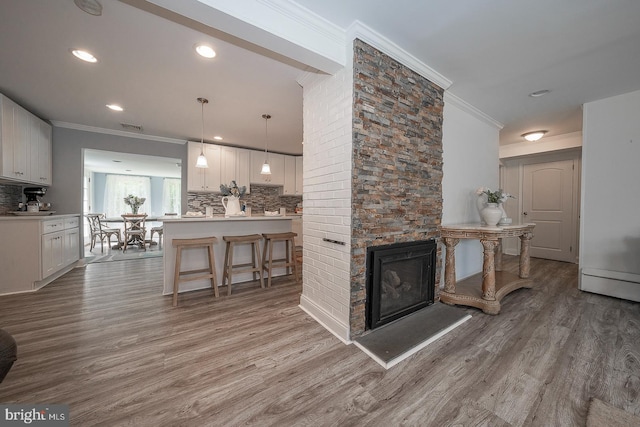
left=523, top=159, right=576, bottom=262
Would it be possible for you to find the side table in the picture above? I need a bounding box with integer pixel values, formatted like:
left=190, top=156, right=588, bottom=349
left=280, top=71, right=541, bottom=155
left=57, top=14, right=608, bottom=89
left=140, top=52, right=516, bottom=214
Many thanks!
left=439, top=223, right=535, bottom=314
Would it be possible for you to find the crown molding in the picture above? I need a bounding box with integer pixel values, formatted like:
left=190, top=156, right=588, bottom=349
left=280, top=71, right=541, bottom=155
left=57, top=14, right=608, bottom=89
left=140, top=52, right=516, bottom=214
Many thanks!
left=444, top=92, right=504, bottom=130
left=347, top=20, right=452, bottom=91
left=51, top=121, right=187, bottom=144
left=193, top=0, right=346, bottom=72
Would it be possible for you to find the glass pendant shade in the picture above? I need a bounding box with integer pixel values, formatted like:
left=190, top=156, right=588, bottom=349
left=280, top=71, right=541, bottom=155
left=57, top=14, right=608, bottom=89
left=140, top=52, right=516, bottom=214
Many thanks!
left=261, top=162, right=271, bottom=175
left=196, top=152, right=208, bottom=168
left=195, top=97, right=209, bottom=168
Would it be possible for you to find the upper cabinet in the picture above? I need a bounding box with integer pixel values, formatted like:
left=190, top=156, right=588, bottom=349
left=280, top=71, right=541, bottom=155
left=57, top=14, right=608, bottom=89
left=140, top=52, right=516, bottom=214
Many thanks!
left=0, top=94, right=52, bottom=185
left=283, top=155, right=296, bottom=195
left=250, top=150, right=285, bottom=186
left=220, top=145, right=251, bottom=194
left=187, top=141, right=221, bottom=192
left=187, top=141, right=301, bottom=194
left=295, top=156, right=303, bottom=196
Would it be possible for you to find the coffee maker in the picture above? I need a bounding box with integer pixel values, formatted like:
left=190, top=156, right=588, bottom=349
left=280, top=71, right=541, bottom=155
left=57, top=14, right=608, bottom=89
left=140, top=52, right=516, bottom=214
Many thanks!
left=23, top=187, right=47, bottom=212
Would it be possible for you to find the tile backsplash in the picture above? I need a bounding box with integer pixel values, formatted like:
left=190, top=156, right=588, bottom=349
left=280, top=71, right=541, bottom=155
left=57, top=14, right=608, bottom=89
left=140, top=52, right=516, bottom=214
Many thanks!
left=0, top=183, right=22, bottom=215
left=187, top=185, right=302, bottom=215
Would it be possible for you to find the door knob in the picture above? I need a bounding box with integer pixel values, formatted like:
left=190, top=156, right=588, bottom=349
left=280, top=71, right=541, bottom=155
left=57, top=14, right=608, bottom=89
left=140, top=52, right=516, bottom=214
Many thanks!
left=523, top=212, right=528, bottom=216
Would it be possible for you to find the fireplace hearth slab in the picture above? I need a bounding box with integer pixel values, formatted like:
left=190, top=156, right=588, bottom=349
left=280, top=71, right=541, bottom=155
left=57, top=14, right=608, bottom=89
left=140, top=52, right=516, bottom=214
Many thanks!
left=354, top=303, right=471, bottom=369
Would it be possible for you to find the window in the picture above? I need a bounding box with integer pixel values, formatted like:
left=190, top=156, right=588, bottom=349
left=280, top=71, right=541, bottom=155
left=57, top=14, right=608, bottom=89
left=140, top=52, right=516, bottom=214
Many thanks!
left=104, top=174, right=151, bottom=217
left=162, top=178, right=181, bottom=214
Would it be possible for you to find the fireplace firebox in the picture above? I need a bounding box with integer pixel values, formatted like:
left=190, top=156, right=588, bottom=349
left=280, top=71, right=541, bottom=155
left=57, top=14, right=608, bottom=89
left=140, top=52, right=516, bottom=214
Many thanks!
left=366, top=240, right=436, bottom=330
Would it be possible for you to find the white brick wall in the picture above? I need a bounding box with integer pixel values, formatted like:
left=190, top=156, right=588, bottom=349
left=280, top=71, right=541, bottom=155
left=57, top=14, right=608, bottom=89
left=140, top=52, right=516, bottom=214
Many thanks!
left=298, top=64, right=354, bottom=343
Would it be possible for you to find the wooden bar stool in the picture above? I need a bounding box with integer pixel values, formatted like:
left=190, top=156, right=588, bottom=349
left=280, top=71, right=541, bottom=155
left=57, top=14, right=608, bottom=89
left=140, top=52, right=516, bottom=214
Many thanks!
left=172, top=236, right=218, bottom=307
left=222, top=234, right=264, bottom=295
left=261, top=232, right=299, bottom=288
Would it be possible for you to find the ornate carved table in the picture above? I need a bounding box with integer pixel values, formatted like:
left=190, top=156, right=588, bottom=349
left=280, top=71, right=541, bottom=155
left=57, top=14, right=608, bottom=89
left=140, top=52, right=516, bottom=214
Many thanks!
left=439, top=223, right=535, bottom=314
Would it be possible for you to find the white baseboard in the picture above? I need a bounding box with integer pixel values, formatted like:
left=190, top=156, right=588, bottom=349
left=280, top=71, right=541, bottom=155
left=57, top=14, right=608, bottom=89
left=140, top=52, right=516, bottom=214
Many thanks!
left=299, top=295, right=351, bottom=344
left=580, top=268, right=640, bottom=302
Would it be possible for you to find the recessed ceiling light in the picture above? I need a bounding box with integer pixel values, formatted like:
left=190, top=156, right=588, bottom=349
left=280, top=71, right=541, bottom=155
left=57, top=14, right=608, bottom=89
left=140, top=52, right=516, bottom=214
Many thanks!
left=106, top=104, right=124, bottom=112
left=214, top=136, right=223, bottom=140
left=521, top=130, right=548, bottom=141
left=529, top=89, right=550, bottom=98
left=71, top=49, right=97, bottom=63
left=194, top=44, right=216, bottom=59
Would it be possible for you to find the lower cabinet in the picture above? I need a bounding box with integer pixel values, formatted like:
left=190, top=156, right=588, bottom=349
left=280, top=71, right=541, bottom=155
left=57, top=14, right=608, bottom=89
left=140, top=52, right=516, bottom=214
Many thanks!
left=0, top=215, right=80, bottom=295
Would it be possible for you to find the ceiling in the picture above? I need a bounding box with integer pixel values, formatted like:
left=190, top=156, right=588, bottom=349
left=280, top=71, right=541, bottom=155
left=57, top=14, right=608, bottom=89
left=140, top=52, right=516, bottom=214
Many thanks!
left=2, top=0, right=640, bottom=155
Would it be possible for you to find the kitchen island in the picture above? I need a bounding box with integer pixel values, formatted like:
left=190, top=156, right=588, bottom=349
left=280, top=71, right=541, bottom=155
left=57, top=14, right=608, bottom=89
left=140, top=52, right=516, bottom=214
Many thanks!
left=162, top=215, right=295, bottom=296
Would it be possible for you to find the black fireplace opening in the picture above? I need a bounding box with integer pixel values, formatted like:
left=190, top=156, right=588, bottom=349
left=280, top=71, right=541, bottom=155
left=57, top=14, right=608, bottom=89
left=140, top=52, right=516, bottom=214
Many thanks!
left=366, top=239, right=436, bottom=330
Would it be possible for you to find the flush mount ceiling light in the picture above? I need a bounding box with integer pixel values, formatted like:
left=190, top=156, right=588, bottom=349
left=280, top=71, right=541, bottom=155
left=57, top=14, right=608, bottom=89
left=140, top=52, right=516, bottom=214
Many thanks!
left=529, top=89, right=551, bottom=98
left=196, top=97, right=209, bottom=168
left=194, top=44, right=216, bottom=59
left=106, top=104, right=123, bottom=112
left=214, top=136, right=223, bottom=140
left=74, top=0, right=102, bottom=16
left=71, top=49, right=97, bottom=63
left=261, top=114, right=272, bottom=175
left=522, top=130, right=548, bottom=142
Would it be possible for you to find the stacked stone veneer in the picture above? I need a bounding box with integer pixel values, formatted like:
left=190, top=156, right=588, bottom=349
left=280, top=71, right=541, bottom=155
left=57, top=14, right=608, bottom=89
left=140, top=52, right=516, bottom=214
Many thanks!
left=350, top=39, right=444, bottom=336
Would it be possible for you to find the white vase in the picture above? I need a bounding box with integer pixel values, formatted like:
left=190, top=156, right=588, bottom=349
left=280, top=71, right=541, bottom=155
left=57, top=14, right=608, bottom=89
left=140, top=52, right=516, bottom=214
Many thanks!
left=481, top=203, right=503, bottom=226
left=221, top=196, right=241, bottom=216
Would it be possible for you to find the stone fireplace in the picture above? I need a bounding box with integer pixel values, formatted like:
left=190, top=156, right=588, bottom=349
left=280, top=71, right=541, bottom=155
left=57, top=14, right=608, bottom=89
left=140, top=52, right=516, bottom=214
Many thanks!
left=299, top=38, right=444, bottom=340
left=350, top=39, right=444, bottom=337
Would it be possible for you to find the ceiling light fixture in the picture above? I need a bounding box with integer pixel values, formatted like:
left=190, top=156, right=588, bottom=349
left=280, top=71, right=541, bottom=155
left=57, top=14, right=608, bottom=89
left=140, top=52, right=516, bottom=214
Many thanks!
left=528, top=89, right=550, bottom=98
left=522, top=130, right=548, bottom=142
left=196, top=97, right=209, bottom=168
left=106, top=104, right=123, bottom=112
left=71, top=49, right=97, bottom=63
left=261, top=114, right=272, bottom=175
left=195, top=44, right=216, bottom=59
left=74, top=0, right=102, bottom=16
left=214, top=136, right=223, bottom=140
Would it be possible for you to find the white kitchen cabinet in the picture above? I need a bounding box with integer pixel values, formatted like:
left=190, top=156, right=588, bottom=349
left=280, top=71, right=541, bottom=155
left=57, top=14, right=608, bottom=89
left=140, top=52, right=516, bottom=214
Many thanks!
left=64, top=217, right=80, bottom=265
left=187, top=141, right=221, bottom=192
left=295, top=156, right=303, bottom=195
left=42, top=230, right=65, bottom=277
left=283, top=155, right=296, bottom=195
left=220, top=146, right=237, bottom=187
left=0, top=215, right=80, bottom=295
left=0, top=94, right=52, bottom=185
left=30, top=119, right=52, bottom=185
left=250, top=150, right=285, bottom=186
left=235, top=148, right=251, bottom=194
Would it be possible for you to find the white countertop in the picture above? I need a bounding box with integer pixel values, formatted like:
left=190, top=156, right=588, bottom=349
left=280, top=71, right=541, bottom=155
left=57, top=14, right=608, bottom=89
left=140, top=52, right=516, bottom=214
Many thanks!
left=0, top=213, right=81, bottom=221
left=163, top=214, right=295, bottom=223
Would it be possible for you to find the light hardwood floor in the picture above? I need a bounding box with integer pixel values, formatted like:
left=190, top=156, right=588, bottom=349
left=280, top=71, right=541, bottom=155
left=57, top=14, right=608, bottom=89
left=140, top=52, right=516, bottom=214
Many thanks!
left=0, top=256, right=638, bottom=426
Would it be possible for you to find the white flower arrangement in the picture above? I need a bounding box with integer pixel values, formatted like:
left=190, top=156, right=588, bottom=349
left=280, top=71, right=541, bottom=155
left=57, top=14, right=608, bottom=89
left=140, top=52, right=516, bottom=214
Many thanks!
left=476, top=187, right=514, bottom=204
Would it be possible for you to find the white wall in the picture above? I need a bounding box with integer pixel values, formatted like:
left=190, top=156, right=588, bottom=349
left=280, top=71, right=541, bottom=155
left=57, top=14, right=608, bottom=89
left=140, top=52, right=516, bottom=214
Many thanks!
left=580, top=89, right=640, bottom=301
left=441, top=94, right=501, bottom=280
left=298, top=64, right=354, bottom=343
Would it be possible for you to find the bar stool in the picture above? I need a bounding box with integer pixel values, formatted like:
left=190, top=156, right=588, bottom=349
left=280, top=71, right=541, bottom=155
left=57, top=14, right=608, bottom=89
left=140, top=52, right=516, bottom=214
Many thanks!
left=222, top=234, right=264, bottom=295
left=261, top=232, right=299, bottom=288
left=172, top=236, right=218, bottom=307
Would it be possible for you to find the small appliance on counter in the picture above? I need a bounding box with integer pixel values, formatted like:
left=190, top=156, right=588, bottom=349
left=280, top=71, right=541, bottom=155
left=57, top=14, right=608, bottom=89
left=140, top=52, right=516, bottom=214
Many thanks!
left=13, top=187, right=55, bottom=215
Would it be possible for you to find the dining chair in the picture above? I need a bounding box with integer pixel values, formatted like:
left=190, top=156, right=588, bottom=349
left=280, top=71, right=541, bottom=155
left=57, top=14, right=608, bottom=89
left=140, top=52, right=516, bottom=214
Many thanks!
left=121, top=214, right=148, bottom=252
left=86, top=213, right=122, bottom=253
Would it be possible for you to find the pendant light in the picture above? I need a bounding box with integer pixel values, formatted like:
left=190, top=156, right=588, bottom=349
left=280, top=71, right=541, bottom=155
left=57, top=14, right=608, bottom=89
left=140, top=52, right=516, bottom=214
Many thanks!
left=195, top=97, right=209, bottom=168
left=261, top=114, right=272, bottom=175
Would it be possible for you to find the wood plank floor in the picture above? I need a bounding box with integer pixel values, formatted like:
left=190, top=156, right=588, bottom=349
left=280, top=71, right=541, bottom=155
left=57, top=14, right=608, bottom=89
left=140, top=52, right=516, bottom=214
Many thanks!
left=1, top=256, right=638, bottom=426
